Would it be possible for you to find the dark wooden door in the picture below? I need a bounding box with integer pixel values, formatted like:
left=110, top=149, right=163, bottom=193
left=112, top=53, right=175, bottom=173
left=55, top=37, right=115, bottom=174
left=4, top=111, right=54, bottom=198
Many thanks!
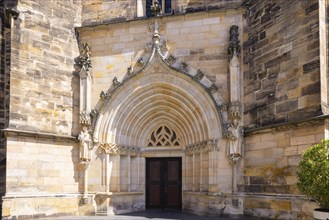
left=146, top=157, right=182, bottom=210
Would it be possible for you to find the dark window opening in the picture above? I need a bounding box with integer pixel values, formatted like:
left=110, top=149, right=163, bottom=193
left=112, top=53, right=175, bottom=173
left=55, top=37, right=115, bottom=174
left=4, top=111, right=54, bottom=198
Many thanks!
left=146, top=0, right=172, bottom=17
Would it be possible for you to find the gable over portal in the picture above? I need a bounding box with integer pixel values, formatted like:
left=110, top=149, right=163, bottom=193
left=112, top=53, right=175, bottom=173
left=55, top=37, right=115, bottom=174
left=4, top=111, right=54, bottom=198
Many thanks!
left=91, top=21, right=224, bottom=148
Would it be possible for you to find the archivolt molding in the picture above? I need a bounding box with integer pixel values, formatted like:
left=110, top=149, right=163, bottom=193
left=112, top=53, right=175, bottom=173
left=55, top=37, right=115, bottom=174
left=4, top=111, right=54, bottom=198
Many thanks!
left=91, top=20, right=227, bottom=145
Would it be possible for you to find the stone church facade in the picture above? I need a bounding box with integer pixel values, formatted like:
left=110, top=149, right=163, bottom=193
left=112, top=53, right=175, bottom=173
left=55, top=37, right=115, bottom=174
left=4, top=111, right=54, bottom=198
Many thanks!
left=0, top=0, right=328, bottom=219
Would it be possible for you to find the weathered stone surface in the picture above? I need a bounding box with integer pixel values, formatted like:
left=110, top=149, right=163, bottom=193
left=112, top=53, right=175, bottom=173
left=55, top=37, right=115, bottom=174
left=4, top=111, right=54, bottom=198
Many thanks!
left=243, top=0, right=321, bottom=128
left=8, top=0, right=81, bottom=136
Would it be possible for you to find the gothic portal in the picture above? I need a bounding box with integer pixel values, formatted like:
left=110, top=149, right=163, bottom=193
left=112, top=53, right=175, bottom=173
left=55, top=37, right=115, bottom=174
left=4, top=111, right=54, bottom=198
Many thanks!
left=77, top=21, right=241, bottom=214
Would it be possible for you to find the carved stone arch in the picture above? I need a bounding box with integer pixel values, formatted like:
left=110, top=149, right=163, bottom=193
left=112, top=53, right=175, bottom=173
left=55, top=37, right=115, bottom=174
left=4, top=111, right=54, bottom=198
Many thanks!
left=92, top=21, right=226, bottom=148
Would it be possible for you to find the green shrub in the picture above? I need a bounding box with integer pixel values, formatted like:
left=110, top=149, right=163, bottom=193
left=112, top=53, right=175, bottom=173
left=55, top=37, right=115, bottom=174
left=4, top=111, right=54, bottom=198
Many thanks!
left=296, top=140, right=329, bottom=208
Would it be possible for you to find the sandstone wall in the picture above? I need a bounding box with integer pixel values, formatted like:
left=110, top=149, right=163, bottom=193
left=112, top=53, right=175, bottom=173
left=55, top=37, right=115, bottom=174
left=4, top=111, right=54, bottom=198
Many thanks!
left=1, top=0, right=82, bottom=218
left=0, top=4, right=7, bottom=214
left=241, top=123, right=324, bottom=219
left=243, top=0, right=321, bottom=128
left=0, top=0, right=19, bottom=216
left=10, top=0, right=81, bottom=136
left=2, top=135, right=80, bottom=219
left=79, top=11, right=244, bottom=108
left=81, top=0, right=242, bottom=26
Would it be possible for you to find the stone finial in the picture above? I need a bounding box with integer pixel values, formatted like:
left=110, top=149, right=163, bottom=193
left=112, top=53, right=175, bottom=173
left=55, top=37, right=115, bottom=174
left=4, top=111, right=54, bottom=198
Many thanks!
left=227, top=25, right=241, bottom=60
left=79, top=42, right=92, bottom=72
left=151, top=0, right=162, bottom=17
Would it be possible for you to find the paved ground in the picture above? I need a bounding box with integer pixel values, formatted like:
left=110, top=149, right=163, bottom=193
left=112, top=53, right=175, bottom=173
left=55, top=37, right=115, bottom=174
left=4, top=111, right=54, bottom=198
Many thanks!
left=40, top=210, right=264, bottom=220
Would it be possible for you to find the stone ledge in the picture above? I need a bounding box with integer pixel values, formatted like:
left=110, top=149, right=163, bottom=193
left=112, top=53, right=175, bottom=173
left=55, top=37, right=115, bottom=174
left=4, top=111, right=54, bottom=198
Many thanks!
left=244, top=114, right=329, bottom=136
left=1, top=128, right=78, bottom=142
left=243, top=193, right=307, bottom=200
left=95, top=192, right=144, bottom=197
left=2, top=193, right=81, bottom=199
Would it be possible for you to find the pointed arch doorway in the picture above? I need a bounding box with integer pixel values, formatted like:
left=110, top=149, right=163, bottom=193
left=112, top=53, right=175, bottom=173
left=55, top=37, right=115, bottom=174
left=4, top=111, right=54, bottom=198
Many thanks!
left=91, top=28, right=229, bottom=214
left=146, top=157, right=182, bottom=210
left=145, top=125, right=182, bottom=209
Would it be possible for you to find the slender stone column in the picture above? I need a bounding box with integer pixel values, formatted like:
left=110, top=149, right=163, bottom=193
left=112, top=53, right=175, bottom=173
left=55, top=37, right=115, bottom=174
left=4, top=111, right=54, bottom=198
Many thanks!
left=81, top=161, right=90, bottom=204
left=78, top=42, right=93, bottom=203
left=227, top=25, right=243, bottom=194
left=200, top=152, right=203, bottom=191
left=192, top=153, right=195, bottom=192
left=105, top=154, right=110, bottom=193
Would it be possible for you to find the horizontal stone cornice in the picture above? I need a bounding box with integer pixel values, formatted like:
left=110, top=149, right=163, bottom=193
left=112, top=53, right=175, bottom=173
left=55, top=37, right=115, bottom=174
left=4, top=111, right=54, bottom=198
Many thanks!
left=244, top=114, right=329, bottom=136
left=1, top=128, right=78, bottom=142
left=2, top=193, right=81, bottom=199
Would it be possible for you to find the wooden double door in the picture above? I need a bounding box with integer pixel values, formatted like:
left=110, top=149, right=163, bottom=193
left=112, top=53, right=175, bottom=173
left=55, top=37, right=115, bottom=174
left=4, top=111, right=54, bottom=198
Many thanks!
left=146, top=157, right=182, bottom=210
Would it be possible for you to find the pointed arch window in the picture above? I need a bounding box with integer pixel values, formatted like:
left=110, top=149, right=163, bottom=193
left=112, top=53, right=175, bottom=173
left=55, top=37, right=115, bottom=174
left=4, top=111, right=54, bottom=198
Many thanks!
left=146, top=0, right=172, bottom=17
left=147, top=125, right=180, bottom=147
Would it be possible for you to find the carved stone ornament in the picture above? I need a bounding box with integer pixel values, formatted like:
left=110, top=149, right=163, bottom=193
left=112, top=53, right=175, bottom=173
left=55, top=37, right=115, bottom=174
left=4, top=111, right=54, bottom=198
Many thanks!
left=80, top=111, right=91, bottom=125
left=112, top=77, right=122, bottom=88
left=228, top=102, right=241, bottom=126
left=225, top=122, right=242, bottom=162
left=227, top=25, right=241, bottom=61
left=165, top=55, right=176, bottom=65
left=78, top=126, right=92, bottom=162
left=185, top=139, right=218, bottom=155
left=92, top=19, right=228, bottom=142
left=193, top=70, right=204, bottom=81
left=100, top=91, right=106, bottom=99
left=207, top=83, right=218, bottom=94
left=147, top=125, right=181, bottom=147
left=79, top=42, right=92, bottom=72
left=5, top=7, right=19, bottom=28
left=151, top=0, right=162, bottom=17
left=100, top=143, right=140, bottom=156
left=179, top=62, right=188, bottom=73
left=137, top=58, right=145, bottom=66
left=127, top=66, right=134, bottom=74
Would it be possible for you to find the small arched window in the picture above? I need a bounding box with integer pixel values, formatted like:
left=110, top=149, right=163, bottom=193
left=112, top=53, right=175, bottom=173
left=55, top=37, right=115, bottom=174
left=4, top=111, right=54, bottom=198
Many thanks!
left=147, top=125, right=180, bottom=147
left=146, top=0, right=172, bottom=17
